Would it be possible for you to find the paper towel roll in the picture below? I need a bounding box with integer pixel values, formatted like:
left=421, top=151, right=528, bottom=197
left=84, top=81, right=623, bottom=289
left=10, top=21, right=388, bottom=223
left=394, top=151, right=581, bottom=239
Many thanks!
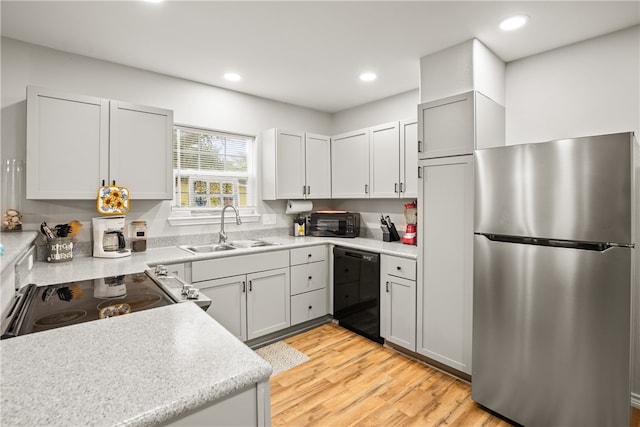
left=286, top=200, right=313, bottom=214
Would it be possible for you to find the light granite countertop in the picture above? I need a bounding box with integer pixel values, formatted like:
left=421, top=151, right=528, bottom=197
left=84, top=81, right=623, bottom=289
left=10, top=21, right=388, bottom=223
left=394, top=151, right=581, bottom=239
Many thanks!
left=0, top=231, right=38, bottom=275
left=0, top=303, right=272, bottom=427
left=24, top=235, right=416, bottom=286
left=1, top=233, right=416, bottom=426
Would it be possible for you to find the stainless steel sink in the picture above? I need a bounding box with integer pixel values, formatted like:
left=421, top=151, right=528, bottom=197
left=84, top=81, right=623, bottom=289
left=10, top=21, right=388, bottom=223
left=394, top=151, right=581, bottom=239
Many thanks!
left=227, top=240, right=280, bottom=248
left=178, top=244, right=237, bottom=254
left=178, top=240, right=280, bottom=255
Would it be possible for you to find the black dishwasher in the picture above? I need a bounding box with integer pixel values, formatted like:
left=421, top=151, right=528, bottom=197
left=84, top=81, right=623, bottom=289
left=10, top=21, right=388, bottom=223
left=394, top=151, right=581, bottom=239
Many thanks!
left=333, top=247, right=382, bottom=343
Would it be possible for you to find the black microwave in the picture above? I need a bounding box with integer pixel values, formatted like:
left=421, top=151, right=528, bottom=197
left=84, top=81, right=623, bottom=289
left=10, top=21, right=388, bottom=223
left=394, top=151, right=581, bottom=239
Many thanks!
left=309, top=212, right=360, bottom=238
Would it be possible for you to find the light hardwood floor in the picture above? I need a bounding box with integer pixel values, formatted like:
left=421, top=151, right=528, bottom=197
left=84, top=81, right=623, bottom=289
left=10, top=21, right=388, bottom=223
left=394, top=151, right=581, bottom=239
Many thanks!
left=270, top=323, right=510, bottom=426
left=270, top=323, right=640, bottom=427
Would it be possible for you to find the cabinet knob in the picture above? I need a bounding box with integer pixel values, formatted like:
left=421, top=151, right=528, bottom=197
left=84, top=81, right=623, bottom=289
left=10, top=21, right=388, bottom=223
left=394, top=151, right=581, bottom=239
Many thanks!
left=397, top=266, right=401, bottom=270
left=308, top=305, right=312, bottom=310
left=308, top=276, right=312, bottom=280
left=308, top=253, right=312, bottom=258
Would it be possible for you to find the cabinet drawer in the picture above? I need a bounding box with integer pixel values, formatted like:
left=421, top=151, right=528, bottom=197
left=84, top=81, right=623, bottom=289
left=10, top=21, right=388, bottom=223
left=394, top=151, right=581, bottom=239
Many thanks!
left=290, top=245, right=327, bottom=265
left=192, top=250, right=289, bottom=282
left=291, top=288, right=327, bottom=325
left=383, top=255, right=416, bottom=281
left=290, top=261, right=328, bottom=295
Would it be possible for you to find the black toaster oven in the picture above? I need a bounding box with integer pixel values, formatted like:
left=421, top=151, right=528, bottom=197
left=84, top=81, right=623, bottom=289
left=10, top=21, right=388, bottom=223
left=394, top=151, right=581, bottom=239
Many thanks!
left=309, top=212, right=360, bottom=238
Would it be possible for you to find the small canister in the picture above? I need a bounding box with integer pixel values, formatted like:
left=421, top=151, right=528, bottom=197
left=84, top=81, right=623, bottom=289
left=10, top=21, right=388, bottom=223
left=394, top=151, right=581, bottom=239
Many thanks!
left=294, top=215, right=306, bottom=237
left=129, top=220, right=147, bottom=252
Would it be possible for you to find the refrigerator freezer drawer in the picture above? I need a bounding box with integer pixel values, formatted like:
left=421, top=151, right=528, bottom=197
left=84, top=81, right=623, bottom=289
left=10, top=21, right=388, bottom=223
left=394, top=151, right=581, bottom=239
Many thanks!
left=472, top=235, right=631, bottom=426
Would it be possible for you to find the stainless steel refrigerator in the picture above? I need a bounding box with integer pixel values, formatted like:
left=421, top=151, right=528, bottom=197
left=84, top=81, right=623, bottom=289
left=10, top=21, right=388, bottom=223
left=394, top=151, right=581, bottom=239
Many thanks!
left=472, top=132, right=637, bottom=426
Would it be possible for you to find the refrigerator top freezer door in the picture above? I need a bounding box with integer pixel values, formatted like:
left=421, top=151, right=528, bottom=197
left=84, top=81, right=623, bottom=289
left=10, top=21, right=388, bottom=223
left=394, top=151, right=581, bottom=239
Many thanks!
left=475, top=132, right=634, bottom=245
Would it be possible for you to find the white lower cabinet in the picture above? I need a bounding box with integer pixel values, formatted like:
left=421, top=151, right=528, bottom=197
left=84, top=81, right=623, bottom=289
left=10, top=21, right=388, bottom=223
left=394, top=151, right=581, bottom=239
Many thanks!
left=247, top=268, right=290, bottom=339
left=380, top=255, right=417, bottom=351
left=192, top=251, right=290, bottom=341
left=199, top=275, right=247, bottom=341
left=289, top=246, right=329, bottom=326
left=168, top=382, right=270, bottom=427
left=291, top=288, right=327, bottom=325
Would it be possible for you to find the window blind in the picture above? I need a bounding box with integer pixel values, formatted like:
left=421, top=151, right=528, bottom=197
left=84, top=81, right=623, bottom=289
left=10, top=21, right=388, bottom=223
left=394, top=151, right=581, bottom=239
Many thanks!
left=173, top=126, right=255, bottom=210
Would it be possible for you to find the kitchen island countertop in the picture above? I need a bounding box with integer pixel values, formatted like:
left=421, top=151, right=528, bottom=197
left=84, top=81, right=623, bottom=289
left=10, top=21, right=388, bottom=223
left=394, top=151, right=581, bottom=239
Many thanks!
left=0, top=302, right=272, bottom=427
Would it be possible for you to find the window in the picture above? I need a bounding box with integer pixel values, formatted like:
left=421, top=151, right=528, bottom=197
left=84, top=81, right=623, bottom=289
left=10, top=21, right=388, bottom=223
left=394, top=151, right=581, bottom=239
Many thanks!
left=171, top=125, right=257, bottom=223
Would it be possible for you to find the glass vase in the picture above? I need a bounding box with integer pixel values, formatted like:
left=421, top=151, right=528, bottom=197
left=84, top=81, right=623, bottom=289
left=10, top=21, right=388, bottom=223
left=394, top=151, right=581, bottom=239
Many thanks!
left=2, top=159, right=24, bottom=232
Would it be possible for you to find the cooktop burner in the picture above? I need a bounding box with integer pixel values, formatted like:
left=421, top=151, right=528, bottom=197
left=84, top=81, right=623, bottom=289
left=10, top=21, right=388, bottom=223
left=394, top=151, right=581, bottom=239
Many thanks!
left=34, top=310, right=88, bottom=327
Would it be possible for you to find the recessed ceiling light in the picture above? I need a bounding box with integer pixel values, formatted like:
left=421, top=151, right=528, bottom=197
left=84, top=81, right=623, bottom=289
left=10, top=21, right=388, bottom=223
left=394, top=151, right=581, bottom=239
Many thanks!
left=500, top=15, right=529, bottom=31
left=359, top=72, right=377, bottom=82
left=224, top=73, right=242, bottom=82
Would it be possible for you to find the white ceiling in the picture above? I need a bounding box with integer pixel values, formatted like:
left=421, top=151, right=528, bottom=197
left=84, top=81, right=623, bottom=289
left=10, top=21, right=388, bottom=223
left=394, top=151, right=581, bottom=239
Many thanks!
left=2, top=1, right=639, bottom=113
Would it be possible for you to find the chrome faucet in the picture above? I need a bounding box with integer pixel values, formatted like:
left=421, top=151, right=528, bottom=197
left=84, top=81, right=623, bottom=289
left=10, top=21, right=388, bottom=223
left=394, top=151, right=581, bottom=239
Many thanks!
left=219, top=205, right=242, bottom=243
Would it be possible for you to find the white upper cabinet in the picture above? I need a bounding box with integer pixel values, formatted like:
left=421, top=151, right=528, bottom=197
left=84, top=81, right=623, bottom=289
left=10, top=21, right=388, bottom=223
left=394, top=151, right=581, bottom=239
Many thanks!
left=109, top=101, right=173, bottom=199
left=331, top=128, right=370, bottom=198
left=26, top=86, right=173, bottom=200
left=418, top=91, right=504, bottom=160
left=26, top=87, right=109, bottom=199
left=261, top=129, right=330, bottom=200
left=304, top=133, right=331, bottom=199
left=369, top=122, right=400, bottom=198
left=332, top=119, right=417, bottom=199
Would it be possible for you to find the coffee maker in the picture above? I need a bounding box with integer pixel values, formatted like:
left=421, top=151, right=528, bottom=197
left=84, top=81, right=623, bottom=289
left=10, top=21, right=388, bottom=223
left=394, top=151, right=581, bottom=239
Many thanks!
left=92, top=216, right=131, bottom=258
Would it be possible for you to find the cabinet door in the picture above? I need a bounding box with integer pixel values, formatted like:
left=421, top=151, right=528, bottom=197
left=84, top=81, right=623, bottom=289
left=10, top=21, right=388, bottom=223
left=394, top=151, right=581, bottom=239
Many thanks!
left=417, top=155, right=474, bottom=374
left=304, top=133, right=331, bottom=199
left=369, top=122, right=400, bottom=198
left=382, top=274, right=416, bottom=351
left=418, top=92, right=474, bottom=159
left=109, top=101, right=173, bottom=199
left=399, top=119, right=418, bottom=198
left=247, top=268, right=290, bottom=340
left=26, top=86, right=109, bottom=199
left=199, top=275, right=247, bottom=341
left=331, top=129, right=369, bottom=198
left=275, top=129, right=305, bottom=199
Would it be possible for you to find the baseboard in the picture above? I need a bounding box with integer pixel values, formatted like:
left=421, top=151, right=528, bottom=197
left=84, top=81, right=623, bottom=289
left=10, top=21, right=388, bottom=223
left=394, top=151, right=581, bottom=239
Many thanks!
left=632, top=392, right=640, bottom=409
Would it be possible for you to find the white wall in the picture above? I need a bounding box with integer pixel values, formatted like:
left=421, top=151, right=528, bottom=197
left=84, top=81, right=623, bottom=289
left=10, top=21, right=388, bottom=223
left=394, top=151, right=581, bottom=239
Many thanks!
left=1, top=37, right=333, bottom=241
left=505, top=25, right=639, bottom=145
left=331, top=89, right=418, bottom=135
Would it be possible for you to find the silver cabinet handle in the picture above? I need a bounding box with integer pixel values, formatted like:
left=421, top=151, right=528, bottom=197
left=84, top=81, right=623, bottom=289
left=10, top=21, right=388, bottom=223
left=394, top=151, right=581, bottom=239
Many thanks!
left=418, top=140, right=423, bottom=152
left=365, top=184, right=369, bottom=194
left=242, top=281, right=246, bottom=292
left=307, top=186, right=310, bottom=195
left=418, top=166, right=422, bottom=179
left=303, top=186, right=306, bottom=195
left=394, top=183, right=398, bottom=193
left=386, top=281, right=390, bottom=292
left=399, top=182, right=404, bottom=193
left=249, top=280, right=253, bottom=292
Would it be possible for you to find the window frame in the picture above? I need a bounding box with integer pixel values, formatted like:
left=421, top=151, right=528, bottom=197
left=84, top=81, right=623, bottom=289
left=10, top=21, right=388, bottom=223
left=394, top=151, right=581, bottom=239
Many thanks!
left=168, top=124, right=260, bottom=226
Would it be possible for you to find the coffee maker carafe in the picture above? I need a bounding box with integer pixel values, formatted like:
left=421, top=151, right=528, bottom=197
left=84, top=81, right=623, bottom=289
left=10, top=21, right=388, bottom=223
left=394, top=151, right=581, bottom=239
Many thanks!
left=92, top=216, right=131, bottom=258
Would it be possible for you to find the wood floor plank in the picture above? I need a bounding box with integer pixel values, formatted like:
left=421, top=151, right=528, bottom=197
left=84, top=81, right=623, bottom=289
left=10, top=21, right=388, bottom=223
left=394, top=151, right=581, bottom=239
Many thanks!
left=270, top=323, right=638, bottom=427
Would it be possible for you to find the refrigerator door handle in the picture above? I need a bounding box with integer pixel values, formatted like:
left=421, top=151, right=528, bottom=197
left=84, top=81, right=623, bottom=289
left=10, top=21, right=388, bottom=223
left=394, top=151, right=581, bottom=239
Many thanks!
left=475, top=233, right=629, bottom=252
